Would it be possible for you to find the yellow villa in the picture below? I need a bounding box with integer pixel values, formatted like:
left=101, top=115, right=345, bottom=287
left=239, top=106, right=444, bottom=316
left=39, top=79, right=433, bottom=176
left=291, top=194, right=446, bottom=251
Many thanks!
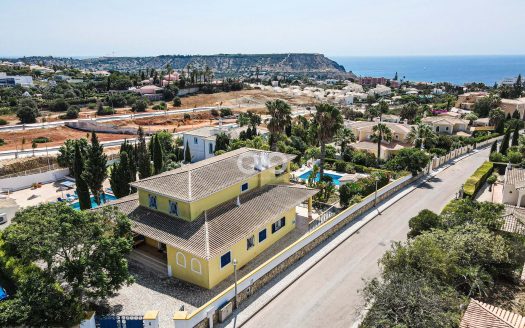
left=102, top=148, right=317, bottom=289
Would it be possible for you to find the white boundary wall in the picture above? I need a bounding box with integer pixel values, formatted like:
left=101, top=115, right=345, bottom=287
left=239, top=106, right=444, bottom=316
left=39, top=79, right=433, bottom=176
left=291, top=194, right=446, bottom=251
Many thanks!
left=0, top=168, right=69, bottom=191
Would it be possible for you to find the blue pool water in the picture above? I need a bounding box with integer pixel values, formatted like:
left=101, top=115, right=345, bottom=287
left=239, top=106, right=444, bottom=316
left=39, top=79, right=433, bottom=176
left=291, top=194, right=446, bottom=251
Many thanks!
left=70, top=194, right=117, bottom=210
left=299, top=171, right=344, bottom=186
left=0, top=286, right=7, bottom=301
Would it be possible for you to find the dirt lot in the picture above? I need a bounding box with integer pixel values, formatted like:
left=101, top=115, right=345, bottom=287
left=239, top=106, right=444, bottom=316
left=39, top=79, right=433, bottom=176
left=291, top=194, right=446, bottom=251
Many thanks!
left=1, top=89, right=317, bottom=124
left=0, top=126, right=135, bottom=151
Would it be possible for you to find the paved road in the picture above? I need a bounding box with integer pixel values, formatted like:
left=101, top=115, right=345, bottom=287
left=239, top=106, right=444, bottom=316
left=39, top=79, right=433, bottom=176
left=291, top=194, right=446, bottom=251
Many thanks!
left=243, top=147, right=491, bottom=328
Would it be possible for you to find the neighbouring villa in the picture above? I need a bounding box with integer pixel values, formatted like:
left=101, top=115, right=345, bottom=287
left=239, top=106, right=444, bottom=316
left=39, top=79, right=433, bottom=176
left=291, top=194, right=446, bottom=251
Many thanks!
left=345, top=120, right=412, bottom=160
left=183, top=125, right=269, bottom=163
left=502, top=164, right=525, bottom=207
left=100, top=148, right=317, bottom=289
left=421, top=116, right=469, bottom=135
left=500, top=98, right=525, bottom=119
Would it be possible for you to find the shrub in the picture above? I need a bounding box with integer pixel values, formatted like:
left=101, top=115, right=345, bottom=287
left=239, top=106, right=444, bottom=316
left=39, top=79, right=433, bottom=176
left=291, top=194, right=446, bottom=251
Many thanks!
left=334, top=160, right=347, bottom=172
left=184, top=113, right=191, bottom=120
left=48, top=98, right=68, bottom=112
left=96, top=103, right=115, bottom=116
left=489, top=151, right=507, bottom=163
left=0, top=138, right=4, bottom=146
left=463, top=161, right=493, bottom=198
left=507, top=151, right=522, bottom=164
left=64, top=105, right=80, bottom=119
left=32, top=137, right=50, bottom=143
left=87, top=103, right=96, bottom=109
left=131, top=98, right=148, bottom=112
left=220, top=108, right=233, bottom=117
left=173, top=97, right=181, bottom=107
left=0, top=118, right=7, bottom=125
left=152, top=102, right=167, bottom=110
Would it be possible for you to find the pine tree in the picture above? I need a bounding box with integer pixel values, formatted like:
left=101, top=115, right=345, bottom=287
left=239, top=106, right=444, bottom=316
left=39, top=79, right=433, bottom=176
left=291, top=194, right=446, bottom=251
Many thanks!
left=74, top=142, right=91, bottom=210
left=512, top=110, right=521, bottom=119
left=184, top=140, right=192, bottom=163
left=136, top=127, right=151, bottom=179
left=82, top=132, right=107, bottom=205
left=490, top=140, right=498, bottom=154
left=152, top=135, right=164, bottom=174
left=512, top=124, right=520, bottom=147
left=499, top=128, right=511, bottom=155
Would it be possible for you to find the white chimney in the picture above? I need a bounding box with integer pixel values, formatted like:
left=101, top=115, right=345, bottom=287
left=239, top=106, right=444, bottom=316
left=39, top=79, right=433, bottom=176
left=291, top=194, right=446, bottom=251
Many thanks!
left=236, top=195, right=241, bottom=207
left=254, top=153, right=263, bottom=171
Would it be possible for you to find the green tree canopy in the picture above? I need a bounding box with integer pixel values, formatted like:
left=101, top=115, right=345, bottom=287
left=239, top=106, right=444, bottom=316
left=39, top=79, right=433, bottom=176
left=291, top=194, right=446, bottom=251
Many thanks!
left=0, top=203, right=134, bottom=326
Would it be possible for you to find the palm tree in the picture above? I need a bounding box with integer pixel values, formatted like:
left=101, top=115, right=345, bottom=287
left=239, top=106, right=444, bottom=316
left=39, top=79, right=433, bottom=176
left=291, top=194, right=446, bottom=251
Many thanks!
left=334, top=127, right=356, bottom=154
left=407, top=123, right=436, bottom=149
left=314, top=103, right=343, bottom=179
left=370, top=123, right=393, bottom=164
left=165, top=63, right=173, bottom=87
left=266, top=100, right=292, bottom=151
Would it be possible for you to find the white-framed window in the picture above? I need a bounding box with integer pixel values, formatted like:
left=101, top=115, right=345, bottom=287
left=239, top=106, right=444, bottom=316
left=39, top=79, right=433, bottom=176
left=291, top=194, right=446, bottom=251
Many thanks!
left=194, top=137, right=198, bottom=144
left=176, top=252, right=186, bottom=268
left=247, top=235, right=255, bottom=250
left=241, top=182, right=249, bottom=192
left=191, top=258, right=202, bottom=275
left=169, top=200, right=178, bottom=216
left=220, top=251, right=231, bottom=268
left=148, top=194, right=157, bottom=209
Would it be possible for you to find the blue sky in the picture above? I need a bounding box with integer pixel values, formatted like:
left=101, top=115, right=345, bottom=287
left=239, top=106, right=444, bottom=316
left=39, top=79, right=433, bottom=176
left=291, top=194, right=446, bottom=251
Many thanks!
left=1, top=0, right=524, bottom=57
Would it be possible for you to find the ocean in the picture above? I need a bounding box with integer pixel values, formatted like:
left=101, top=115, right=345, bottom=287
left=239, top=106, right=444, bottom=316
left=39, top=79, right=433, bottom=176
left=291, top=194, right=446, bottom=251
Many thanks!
left=330, top=55, right=525, bottom=86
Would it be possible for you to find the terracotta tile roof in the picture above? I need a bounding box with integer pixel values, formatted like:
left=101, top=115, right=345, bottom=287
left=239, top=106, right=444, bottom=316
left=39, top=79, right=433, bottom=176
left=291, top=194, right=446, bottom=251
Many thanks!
left=102, top=184, right=317, bottom=259
left=460, top=299, right=525, bottom=328
left=130, top=148, right=296, bottom=202
left=505, top=167, right=525, bottom=186
left=502, top=205, right=525, bottom=236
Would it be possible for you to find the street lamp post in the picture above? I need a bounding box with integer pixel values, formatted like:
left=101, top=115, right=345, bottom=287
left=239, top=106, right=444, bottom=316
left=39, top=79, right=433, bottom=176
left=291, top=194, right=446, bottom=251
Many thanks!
left=233, top=258, right=238, bottom=309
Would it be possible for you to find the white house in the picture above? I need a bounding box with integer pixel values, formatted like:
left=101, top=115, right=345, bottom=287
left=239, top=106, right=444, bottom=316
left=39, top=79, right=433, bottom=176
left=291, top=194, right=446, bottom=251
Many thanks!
left=183, top=125, right=269, bottom=162
left=421, top=116, right=469, bottom=134
left=503, top=165, right=525, bottom=207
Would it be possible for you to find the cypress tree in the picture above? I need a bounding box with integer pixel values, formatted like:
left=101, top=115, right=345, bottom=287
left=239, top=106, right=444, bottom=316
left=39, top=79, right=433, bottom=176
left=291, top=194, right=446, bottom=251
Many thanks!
left=490, top=140, right=498, bottom=154
left=512, top=124, right=520, bottom=147
left=495, top=120, right=505, bottom=134
left=185, top=140, right=192, bottom=163
left=82, top=132, right=108, bottom=205
left=120, top=141, right=137, bottom=184
left=110, top=151, right=131, bottom=198
left=499, top=128, right=511, bottom=155
left=153, top=136, right=164, bottom=174
left=74, top=142, right=91, bottom=210
left=512, top=110, right=521, bottom=119
left=136, top=127, right=151, bottom=179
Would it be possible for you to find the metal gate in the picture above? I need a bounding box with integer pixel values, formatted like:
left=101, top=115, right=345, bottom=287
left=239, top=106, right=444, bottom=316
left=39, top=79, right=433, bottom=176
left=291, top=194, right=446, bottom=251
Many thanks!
left=96, top=315, right=144, bottom=328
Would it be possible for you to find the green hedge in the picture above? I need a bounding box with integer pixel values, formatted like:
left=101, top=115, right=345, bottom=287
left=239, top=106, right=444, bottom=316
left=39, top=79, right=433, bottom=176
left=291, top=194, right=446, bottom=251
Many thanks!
left=463, top=161, right=494, bottom=198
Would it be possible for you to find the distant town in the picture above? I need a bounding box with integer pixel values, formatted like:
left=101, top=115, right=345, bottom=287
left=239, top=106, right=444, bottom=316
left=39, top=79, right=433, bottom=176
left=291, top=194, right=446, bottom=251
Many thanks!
left=0, top=53, right=525, bottom=328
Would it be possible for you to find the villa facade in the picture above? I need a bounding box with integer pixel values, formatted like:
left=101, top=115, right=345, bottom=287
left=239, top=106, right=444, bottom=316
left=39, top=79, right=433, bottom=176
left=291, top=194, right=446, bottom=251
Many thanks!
left=345, top=120, right=412, bottom=160
left=102, top=148, right=317, bottom=289
left=183, top=125, right=268, bottom=163
left=421, top=116, right=469, bottom=135
left=503, top=165, right=525, bottom=207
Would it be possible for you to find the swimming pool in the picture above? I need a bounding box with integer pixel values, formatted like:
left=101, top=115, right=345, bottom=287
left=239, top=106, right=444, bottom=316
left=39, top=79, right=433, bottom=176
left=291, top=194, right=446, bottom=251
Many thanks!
left=298, top=170, right=345, bottom=186
left=0, top=286, right=7, bottom=301
left=70, top=194, right=117, bottom=210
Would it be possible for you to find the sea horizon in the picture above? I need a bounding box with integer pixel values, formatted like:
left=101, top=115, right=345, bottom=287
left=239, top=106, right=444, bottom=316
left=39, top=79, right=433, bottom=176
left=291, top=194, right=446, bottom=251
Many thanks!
left=331, top=54, right=525, bottom=86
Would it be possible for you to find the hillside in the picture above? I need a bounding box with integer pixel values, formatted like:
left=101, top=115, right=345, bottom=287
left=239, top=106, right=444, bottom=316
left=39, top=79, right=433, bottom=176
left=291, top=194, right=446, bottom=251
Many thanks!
left=7, top=54, right=352, bottom=78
